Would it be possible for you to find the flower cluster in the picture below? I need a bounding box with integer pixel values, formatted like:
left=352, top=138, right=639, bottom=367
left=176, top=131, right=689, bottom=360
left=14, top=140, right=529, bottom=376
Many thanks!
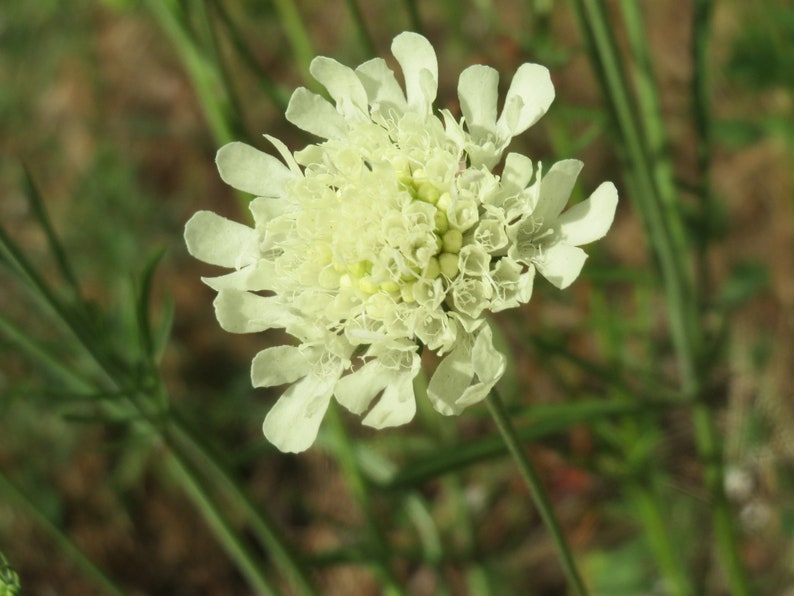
left=185, top=32, right=617, bottom=452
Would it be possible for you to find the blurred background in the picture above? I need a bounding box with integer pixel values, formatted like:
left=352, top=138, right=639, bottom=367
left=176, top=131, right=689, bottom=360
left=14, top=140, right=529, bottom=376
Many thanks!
left=1, top=0, right=793, bottom=594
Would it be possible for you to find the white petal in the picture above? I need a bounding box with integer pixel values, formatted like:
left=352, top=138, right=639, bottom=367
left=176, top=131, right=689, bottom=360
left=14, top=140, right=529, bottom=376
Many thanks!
left=249, top=196, right=290, bottom=227
left=557, top=181, right=618, bottom=246
left=533, top=159, right=583, bottom=225
left=496, top=63, right=555, bottom=137
left=262, top=374, right=336, bottom=453
left=286, top=87, right=348, bottom=139
left=501, top=152, right=534, bottom=193
left=427, top=343, right=475, bottom=416
left=458, top=64, right=499, bottom=138
left=334, top=359, right=385, bottom=415
left=472, top=325, right=505, bottom=385
left=216, top=142, right=292, bottom=198
left=213, top=289, right=295, bottom=333
left=355, top=58, right=408, bottom=114
left=489, top=258, right=535, bottom=312
left=391, top=32, right=437, bottom=115
left=309, top=56, right=369, bottom=119
left=201, top=260, right=276, bottom=292
left=362, top=368, right=417, bottom=429
left=534, top=242, right=588, bottom=289
left=251, top=345, right=312, bottom=387
left=263, top=134, right=302, bottom=176
left=184, top=211, right=257, bottom=268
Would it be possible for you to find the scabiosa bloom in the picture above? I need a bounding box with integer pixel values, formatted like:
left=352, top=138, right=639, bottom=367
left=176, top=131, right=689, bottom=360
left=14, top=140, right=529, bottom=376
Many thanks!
left=185, top=32, right=617, bottom=452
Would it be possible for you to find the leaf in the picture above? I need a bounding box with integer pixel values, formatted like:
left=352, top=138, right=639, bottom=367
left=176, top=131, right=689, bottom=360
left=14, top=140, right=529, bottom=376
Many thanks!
left=381, top=398, right=675, bottom=488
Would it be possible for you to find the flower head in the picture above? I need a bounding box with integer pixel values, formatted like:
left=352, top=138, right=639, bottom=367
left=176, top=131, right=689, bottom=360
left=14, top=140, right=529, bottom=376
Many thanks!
left=185, top=32, right=618, bottom=452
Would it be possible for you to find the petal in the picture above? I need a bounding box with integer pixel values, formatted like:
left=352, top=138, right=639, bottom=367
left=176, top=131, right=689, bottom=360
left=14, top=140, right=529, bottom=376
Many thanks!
left=251, top=345, right=313, bottom=387
left=213, top=289, right=296, bottom=333
left=333, top=359, right=385, bottom=415
left=427, top=342, right=475, bottom=416
left=355, top=57, right=408, bottom=114
left=496, top=63, right=555, bottom=137
left=264, top=134, right=302, bottom=176
left=184, top=211, right=257, bottom=268
left=286, top=87, right=348, bottom=139
left=557, top=181, right=618, bottom=246
left=201, top=259, right=277, bottom=292
left=362, top=367, right=417, bottom=428
left=489, top=258, right=535, bottom=312
left=216, top=142, right=293, bottom=197
left=391, top=32, right=438, bottom=115
left=262, top=373, right=336, bottom=453
left=501, top=152, right=534, bottom=193
left=249, top=196, right=290, bottom=227
left=533, top=159, right=584, bottom=225
left=534, top=242, right=588, bottom=289
left=452, top=325, right=505, bottom=409
left=309, top=56, right=369, bottom=119
left=458, top=64, right=499, bottom=138
left=471, top=325, right=505, bottom=385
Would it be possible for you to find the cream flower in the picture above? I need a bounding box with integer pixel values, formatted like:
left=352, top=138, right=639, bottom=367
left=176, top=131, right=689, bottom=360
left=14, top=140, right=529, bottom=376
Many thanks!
left=185, top=32, right=617, bottom=452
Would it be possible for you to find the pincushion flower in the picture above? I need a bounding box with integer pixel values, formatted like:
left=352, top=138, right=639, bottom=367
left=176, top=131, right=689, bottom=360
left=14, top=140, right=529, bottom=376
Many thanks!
left=185, top=32, right=618, bottom=452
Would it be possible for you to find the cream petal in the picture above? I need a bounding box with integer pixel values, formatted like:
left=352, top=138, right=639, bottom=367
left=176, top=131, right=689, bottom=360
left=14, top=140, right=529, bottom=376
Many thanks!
left=446, top=326, right=505, bottom=410
left=391, top=32, right=437, bottom=115
left=362, top=369, right=417, bottom=428
left=557, top=181, right=618, bottom=246
left=251, top=345, right=312, bottom=387
left=184, top=211, right=257, bottom=268
left=458, top=64, right=499, bottom=138
left=472, top=325, right=505, bottom=384
left=489, top=258, right=535, bottom=312
left=496, top=63, right=555, bottom=137
left=213, top=289, right=295, bottom=333
left=501, top=152, right=534, bottom=193
left=262, top=373, right=336, bottom=453
left=355, top=58, right=408, bottom=114
left=309, top=56, right=369, bottom=119
left=286, top=87, right=348, bottom=139
left=215, top=142, right=292, bottom=198
left=202, top=256, right=277, bottom=292
left=533, top=159, right=584, bottom=225
left=201, top=269, right=249, bottom=291
left=333, top=360, right=385, bottom=415
left=249, top=196, right=290, bottom=227
left=427, top=343, right=475, bottom=416
left=534, top=242, right=588, bottom=289
left=263, top=134, right=302, bottom=176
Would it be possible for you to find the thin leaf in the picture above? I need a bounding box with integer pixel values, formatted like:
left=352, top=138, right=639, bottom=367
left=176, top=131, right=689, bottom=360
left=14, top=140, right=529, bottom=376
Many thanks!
left=383, top=399, right=676, bottom=488
left=21, top=165, right=82, bottom=299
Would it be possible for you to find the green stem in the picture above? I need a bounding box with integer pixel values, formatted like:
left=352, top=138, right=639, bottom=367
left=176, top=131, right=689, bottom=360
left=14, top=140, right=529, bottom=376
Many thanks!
left=145, top=0, right=235, bottom=145
left=485, top=390, right=588, bottom=596
left=402, top=0, right=423, bottom=33
left=691, top=0, right=715, bottom=302
left=325, top=405, right=406, bottom=595
left=211, top=0, right=290, bottom=111
left=165, top=447, right=277, bottom=596
left=168, top=414, right=318, bottom=596
left=270, top=0, right=316, bottom=89
left=344, top=0, right=376, bottom=56
left=626, top=481, right=692, bottom=595
left=0, top=472, right=125, bottom=596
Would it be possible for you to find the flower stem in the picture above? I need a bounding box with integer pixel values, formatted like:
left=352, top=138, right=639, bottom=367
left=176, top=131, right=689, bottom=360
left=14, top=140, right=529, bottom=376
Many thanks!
left=485, top=390, right=588, bottom=596
left=325, top=404, right=407, bottom=595
left=0, top=472, right=125, bottom=596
